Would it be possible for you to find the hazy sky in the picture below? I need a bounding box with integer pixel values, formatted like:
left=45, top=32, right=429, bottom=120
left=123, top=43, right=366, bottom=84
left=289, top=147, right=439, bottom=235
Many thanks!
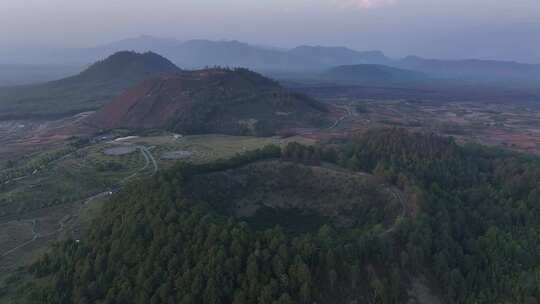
left=2, top=0, right=540, bottom=61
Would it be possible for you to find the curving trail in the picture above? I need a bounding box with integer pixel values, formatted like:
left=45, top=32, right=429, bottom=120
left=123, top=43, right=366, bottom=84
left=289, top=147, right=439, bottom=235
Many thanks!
left=381, top=187, right=407, bottom=236
left=140, top=146, right=158, bottom=174
left=328, top=104, right=354, bottom=130
left=321, top=162, right=408, bottom=236
left=123, top=145, right=158, bottom=182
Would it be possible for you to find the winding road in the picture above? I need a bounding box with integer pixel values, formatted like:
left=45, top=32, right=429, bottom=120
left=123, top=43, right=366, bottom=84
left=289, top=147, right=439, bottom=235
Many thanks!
left=123, top=145, right=158, bottom=181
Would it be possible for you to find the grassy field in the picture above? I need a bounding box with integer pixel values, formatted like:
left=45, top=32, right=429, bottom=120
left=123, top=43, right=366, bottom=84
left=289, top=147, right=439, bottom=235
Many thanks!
left=126, top=133, right=315, bottom=165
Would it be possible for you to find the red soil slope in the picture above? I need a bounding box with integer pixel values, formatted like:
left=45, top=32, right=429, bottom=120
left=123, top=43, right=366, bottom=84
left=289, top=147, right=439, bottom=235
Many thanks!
left=90, top=70, right=228, bottom=129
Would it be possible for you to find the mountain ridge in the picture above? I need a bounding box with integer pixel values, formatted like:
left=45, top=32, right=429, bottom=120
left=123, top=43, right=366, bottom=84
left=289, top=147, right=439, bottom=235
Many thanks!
left=2, top=36, right=540, bottom=84
left=320, top=64, right=428, bottom=85
left=0, top=36, right=391, bottom=70
left=396, top=55, right=540, bottom=82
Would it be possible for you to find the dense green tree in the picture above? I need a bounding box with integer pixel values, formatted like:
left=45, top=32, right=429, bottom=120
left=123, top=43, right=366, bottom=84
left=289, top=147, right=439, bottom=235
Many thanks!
left=16, top=129, right=540, bottom=304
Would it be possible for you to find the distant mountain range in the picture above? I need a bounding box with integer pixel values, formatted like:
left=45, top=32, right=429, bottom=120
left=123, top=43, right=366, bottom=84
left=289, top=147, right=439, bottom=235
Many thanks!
left=0, top=36, right=389, bottom=71
left=2, top=35, right=540, bottom=86
left=396, top=56, right=540, bottom=83
left=320, top=64, right=428, bottom=85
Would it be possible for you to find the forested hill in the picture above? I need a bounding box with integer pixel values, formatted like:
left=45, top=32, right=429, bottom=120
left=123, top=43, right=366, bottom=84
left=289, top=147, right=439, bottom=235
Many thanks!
left=0, top=51, right=181, bottom=119
left=11, top=129, right=540, bottom=304
left=90, top=68, right=330, bottom=136
left=64, top=51, right=181, bottom=83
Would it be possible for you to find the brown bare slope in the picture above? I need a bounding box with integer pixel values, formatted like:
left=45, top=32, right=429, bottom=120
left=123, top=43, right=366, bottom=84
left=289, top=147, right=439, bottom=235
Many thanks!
left=91, top=68, right=330, bottom=135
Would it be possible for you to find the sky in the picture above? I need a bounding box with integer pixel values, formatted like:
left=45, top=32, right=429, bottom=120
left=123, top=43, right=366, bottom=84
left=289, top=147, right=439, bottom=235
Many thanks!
left=1, top=0, right=540, bottom=62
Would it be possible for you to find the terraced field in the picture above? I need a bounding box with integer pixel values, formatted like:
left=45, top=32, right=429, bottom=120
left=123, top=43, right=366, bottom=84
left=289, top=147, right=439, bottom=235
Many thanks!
left=0, top=144, right=145, bottom=218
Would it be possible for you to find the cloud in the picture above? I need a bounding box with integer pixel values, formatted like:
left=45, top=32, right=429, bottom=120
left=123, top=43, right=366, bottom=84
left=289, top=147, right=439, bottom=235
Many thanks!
left=335, top=0, right=397, bottom=9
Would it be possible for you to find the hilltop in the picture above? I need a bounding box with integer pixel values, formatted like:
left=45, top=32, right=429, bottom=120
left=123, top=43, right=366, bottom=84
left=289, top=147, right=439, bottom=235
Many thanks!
left=90, top=68, right=330, bottom=136
left=0, top=51, right=181, bottom=119
left=68, top=51, right=180, bottom=83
